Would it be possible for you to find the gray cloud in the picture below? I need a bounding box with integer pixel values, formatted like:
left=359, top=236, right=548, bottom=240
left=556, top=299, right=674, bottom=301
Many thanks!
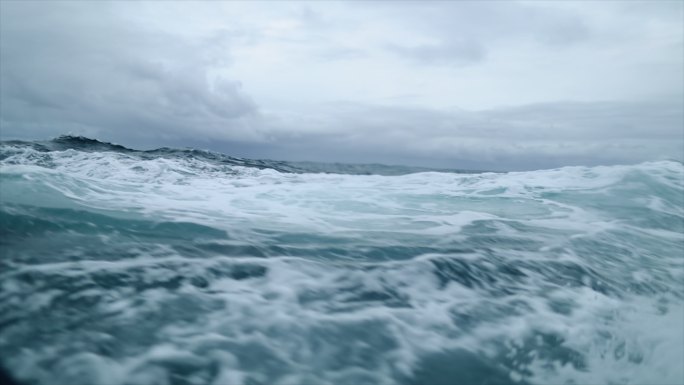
left=369, top=1, right=591, bottom=67
left=248, top=100, right=683, bottom=170
left=0, top=2, right=259, bottom=146
left=0, top=1, right=681, bottom=171
left=482, top=101, right=683, bottom=140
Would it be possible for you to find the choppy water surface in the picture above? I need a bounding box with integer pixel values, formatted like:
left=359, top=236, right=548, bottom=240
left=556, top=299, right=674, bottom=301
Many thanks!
left=1, top=137, right=683, bottom=385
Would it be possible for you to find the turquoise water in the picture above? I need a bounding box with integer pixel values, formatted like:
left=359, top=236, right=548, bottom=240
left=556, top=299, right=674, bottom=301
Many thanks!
left=1, top=137, right=683, bottom=385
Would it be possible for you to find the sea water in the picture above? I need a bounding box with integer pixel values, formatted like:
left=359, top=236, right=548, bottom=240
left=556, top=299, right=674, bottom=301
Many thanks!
left=1, top=136, right=682, bottom=385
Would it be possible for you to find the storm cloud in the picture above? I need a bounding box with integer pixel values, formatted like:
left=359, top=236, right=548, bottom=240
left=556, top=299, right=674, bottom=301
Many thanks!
left=1, top=1, right=682, bottom=170
left=1, top=2, right=258, bottom=145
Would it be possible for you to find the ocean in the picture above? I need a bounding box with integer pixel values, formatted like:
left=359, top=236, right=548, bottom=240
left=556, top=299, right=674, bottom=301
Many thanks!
left=1, top=136, right=682, bottom=385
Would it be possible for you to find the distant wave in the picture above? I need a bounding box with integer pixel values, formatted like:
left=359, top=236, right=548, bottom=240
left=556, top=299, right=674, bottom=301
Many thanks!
left=1, top=135, right=480, bottom=176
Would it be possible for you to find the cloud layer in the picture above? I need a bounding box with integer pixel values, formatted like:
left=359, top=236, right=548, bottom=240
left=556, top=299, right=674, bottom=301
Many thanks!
left=1, top=1, right=682, bottom=170
left=1, top=2, right=258, bottom=145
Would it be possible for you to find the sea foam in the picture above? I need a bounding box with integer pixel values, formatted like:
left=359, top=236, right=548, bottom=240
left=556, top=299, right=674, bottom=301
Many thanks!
left=1, top=137, right=682, bottom=385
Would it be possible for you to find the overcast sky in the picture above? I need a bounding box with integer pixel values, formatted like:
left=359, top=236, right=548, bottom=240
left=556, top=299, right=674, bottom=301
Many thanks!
left=1, top=1, right=682, bottom=170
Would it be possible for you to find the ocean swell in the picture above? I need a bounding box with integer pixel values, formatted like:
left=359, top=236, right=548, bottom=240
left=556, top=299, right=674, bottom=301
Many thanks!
left=1, top=137, right=683, bottom=385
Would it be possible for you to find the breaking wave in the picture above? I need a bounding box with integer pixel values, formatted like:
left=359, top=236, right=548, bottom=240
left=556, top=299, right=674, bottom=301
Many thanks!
left=1, top=136, right=682, bottom=385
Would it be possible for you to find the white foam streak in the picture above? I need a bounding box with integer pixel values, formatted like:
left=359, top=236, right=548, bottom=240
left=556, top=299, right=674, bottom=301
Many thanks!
left=4, top=148, right=681, bottom=241
left=2, top=146, right=683, bottom=385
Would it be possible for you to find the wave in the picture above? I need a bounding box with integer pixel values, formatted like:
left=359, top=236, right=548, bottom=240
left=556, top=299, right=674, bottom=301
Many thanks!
left=1, top=135, right=479, bottom=176
left=1, top=137, right=683, bottom=385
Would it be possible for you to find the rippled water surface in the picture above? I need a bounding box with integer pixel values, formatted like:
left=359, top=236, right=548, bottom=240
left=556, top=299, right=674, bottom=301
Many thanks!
left=1, top=137, right=683, bottom=385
